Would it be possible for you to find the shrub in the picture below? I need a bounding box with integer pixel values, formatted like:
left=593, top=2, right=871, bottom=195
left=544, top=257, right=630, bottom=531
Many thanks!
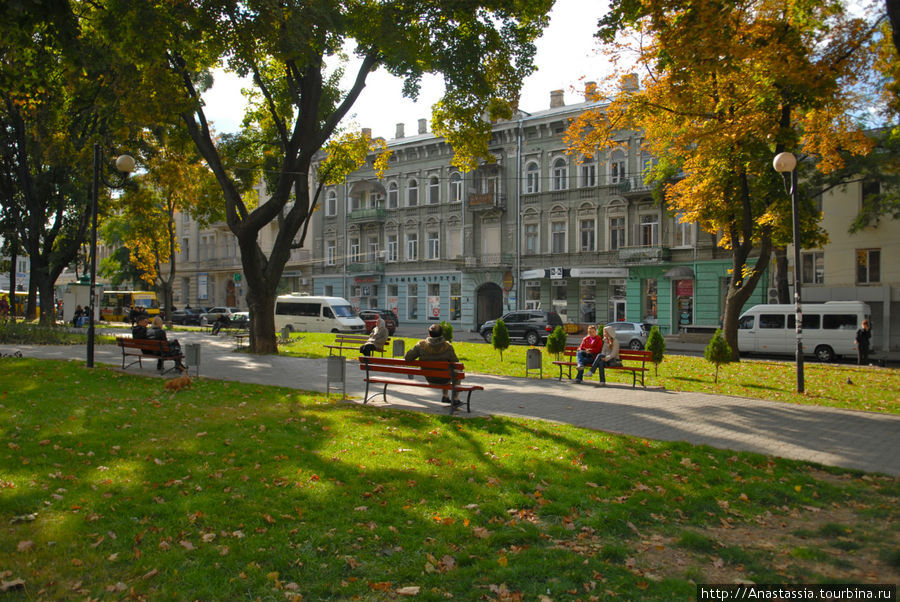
left=0, top=321, right=80, bottom=345
left=491, top=319, right=510, bottom=360
left=546, top=325, right=567, bottom=359
left=704, top=328, right=733, bottom=384
left=439, top=320, right=454, bottom=342
left=646, top=325, right=666, bottom=376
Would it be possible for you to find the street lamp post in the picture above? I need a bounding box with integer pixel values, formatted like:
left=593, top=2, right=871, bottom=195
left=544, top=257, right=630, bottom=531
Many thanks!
left=773, top=151, right=804, bottom=393
left=87, top=144, right=135, bottom=368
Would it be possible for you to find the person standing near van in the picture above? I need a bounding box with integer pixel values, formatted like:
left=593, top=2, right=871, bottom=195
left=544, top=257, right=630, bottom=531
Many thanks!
left=855, top=319, right=872, bottom=365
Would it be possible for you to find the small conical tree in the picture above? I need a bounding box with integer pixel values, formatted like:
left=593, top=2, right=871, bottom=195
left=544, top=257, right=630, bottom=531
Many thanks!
left=546, top=325, right=567, bottom=360
left=439, top=320, right=454, bottom=342
left=492, top=319, right=510, bottom=361
left=704, top=328, right=733, bottom=384
left=646, top=325, right=666, bottom=376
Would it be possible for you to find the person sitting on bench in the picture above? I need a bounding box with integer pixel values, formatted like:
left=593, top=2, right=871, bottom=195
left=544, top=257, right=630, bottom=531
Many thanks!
left=404, top=323, right=460, bottom=405
left=147, top=316, right=185, bottom=372
left=586, top=325, right=622, bottom=385
left=359, top=316, right=389, bottom=356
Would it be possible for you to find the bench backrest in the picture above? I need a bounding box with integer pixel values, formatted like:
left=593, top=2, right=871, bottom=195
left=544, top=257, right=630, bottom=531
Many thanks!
left=560, top=346, right=650, bottom=362
left=117, top=336, right=173, bottom=352
left=336, top=334, right=389, bottom=345
left=358, top=356, right=465, bottom=381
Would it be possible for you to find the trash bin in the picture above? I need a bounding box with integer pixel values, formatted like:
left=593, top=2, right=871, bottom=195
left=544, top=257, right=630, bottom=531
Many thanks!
left=326, top=355, right=346, bottom=399
left=392, top=339, right=405, bottom=358
left=525, top=348, right=542, bottom=379
left=184, top=343, right=200, bottom=377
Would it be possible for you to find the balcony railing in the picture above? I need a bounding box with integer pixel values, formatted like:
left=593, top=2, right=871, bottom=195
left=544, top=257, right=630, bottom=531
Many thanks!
left=616, top=246, right=671, bottom=263
left=468, top=192, right=506, bottom=210
left=347, top=260, right=385, bottom=274
left=348, top=207, right=386, bottom=222
left=463, top=253, right=514, bottom=268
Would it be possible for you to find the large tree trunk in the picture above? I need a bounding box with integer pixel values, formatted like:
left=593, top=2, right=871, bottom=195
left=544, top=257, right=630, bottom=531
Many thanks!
left=247, top=286, right=277, bottom=355
left=7, top=246, right=16, bottom=322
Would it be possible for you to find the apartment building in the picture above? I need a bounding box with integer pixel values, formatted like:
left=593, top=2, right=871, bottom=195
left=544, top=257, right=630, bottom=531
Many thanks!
left=308, top=91, right=761, bottom=336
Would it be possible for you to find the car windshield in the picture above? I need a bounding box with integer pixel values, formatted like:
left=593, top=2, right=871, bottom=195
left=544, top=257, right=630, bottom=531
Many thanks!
left=332, top=304, right=355, bottom=318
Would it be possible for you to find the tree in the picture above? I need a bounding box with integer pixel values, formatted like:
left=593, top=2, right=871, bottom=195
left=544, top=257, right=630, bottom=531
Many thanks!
left=645, top=325, right=665, bottom=376
left=704, top=328, right=733, bottom=384
left=1, top=0, right=132, bottom=325
left=491, top=319, right=510, bottom=361
left=88, top=0, right=553, bottom=353
left=567, top=0, right=883, bottom=359
left=114, top=128, right=221, bottom=318
left=546, top=325, right=568, bottom=360
left=439, top=320, right=454, bottom=343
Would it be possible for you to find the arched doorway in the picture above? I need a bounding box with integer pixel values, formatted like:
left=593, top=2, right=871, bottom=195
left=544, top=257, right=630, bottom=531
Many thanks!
left=476, top=282, right=503, bottom=328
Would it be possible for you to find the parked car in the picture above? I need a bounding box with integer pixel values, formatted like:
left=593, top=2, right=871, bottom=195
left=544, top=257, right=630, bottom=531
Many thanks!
left=358, top=309, right=398, bottom=335
left=200, top=306, right=241, bottom=325
left=480, top=310, right=563, bottom=346
left=229, top=311, right=250, bottom=329
left=606, top=321, right=650, bottom=350
left=170, top=308, right=202, bottom=325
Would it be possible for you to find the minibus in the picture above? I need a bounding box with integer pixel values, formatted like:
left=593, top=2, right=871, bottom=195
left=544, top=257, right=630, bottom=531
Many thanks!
left=273, top=294, right=366, bottom=333
left=737, top=301, right=870, bottom=362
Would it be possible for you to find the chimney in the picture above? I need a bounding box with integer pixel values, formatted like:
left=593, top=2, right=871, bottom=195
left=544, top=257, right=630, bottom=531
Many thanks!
left=362, top=128, right=372, bottom=139
left=550, top=89, right=565, bottom=108
left=584, top=81, right=597, bottom=101
left=396, top=123, right=405, bottom=138
left=620, top=73, right=639, bottom=92
left=418, top=118, right=427, bottom=135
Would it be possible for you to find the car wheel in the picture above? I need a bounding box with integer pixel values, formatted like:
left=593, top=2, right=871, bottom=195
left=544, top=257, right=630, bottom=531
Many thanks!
left=814, top=345, right=835, bottom=362
left=629, top=339, right=644, bottom=350
left=525, top=331, right=540, bottom=346
left=482, top=330, right=493, bottom=343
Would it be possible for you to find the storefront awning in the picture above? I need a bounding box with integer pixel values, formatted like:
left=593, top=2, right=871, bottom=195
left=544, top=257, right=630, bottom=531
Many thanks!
left=663, top=266, right=695, bottom=279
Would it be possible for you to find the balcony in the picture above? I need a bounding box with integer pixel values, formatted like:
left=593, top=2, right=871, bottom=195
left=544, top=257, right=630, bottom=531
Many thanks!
left=463, top=253, right=514, bottom=268
left=468, top=192, right=506, bottom=212
left=347, top=260, right=385, bottom=275
left=616, top=246, right=671, bottom=264
left=615, top=176, right=653, bottom=196
left=348, top=207, right=386, bottom=223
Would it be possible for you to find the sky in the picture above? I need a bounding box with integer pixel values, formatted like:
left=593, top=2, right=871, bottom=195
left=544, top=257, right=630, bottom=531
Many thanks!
left=201, top=0, right=611, bottom=139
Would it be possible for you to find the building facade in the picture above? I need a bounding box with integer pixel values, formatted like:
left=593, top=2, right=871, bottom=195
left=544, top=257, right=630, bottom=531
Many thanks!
left=308, top=92, right=760, bottom=336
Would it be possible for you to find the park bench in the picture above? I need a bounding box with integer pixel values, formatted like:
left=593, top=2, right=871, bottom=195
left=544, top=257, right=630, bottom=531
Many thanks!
left=551, top=346, right=652, bottom=388
left=358, top=356, right=483, bottom=415
left=116, top=336, right=185, bottom=374
left=325, top=333, right=389, bottom=357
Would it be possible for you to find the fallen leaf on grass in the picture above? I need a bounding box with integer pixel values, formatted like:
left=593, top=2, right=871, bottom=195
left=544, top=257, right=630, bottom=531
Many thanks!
left=179, top=540, right=195, bottom=550
left=397, top=585, right=420, bottom=596
left=0, top=579, right=25, bottom=592
left=16, top=540, right=34, bottom=552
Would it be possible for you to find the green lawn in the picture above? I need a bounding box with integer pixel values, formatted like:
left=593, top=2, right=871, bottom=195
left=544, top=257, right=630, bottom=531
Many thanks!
left=2, top=358, right=897, bottom=599
left=279, top=333, right=900, bottom=415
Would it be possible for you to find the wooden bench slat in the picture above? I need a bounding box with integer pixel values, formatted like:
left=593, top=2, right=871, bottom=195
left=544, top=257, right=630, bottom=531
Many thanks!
left=550, top=345, right=651, bottom=387
left=328, top=333, right=390, bottom=357
left=358, top=356, right=482, bottom=414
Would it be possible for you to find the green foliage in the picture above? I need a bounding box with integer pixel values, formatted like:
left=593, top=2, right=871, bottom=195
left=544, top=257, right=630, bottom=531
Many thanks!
left=704, top=328, right=733, bottom=384
left=646, top=325, right=666, bottom=376
left=491, top=319, right=510, bottom=360
left=545, top=325, right=567, bottom=358
left=439, top=320, right=454, bottom=342
left=0, top=321, right=82, bottom=345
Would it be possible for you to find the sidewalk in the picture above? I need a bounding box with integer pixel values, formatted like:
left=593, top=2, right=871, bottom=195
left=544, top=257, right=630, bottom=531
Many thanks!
left=4, top=332, right=899, bottom=478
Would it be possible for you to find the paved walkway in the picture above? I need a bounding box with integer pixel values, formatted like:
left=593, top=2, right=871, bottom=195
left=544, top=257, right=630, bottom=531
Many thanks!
left=4, top=332, right=899, bottom=478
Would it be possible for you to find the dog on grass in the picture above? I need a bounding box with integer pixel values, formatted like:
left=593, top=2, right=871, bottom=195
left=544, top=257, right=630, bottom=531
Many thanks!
left=164, top=367, right=192, bottom=392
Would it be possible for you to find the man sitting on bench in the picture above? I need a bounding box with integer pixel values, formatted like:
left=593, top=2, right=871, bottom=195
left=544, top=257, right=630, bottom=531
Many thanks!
left=404, top=323, right=460, bottom=405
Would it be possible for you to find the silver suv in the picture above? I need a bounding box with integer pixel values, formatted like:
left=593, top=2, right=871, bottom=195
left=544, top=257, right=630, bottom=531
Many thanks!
left=606, top=321, right=650, bottom=350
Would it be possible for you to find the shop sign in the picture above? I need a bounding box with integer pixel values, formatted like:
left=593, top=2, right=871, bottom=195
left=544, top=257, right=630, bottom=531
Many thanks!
left=675, top=279, right=694, bottom=297
left=570, top=267, right=628, bottom=278
left=521, top=269, right=546, bottom=280
left=428, top=296, right=440, bottom=319
left=549, top=267, right=564, bottom=279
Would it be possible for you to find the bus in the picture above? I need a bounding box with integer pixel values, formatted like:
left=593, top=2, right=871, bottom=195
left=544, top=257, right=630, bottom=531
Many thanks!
left=100, top=290, right=160, bottom=322
left=0, top=290, right=39, bottom=318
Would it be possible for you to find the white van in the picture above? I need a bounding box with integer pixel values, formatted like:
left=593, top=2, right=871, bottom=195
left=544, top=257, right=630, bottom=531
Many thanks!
left=737, top=301, right=870, bottom=362
left=274, top=294, right=366, bottom=334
